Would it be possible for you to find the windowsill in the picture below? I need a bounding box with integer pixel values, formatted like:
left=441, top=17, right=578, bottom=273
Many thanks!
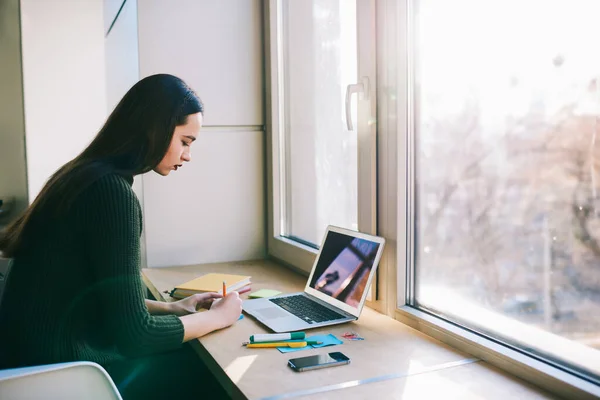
left=142, top=259, right=559, bottom=399
left=417, top=285, right=600, bottom=377
left=267, top=235, right=319, bottom=274
left=395, top=305, right=600, bottom=399
left=273, top=235, right=318, bottom=254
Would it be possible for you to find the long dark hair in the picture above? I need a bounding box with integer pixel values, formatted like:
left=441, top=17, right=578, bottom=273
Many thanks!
left=0, top=74, right=203, bottom=257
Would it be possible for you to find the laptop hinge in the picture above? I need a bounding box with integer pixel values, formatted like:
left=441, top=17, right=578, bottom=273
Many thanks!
left=304, top=292, right=356, bottom=319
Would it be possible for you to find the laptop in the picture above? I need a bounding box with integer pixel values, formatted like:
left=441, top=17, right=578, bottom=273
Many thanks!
left=242, top=225, right=385, bottom=333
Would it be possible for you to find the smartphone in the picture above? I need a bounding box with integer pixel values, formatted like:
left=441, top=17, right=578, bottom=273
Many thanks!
left=287, top=352, right=350, bottom=372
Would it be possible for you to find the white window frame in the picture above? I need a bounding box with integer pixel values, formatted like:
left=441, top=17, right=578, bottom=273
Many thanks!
left=264, top=0, right=378, bottom=276
left=266, top=0, right=600, bottom=396
left=389, top=1, right=600, bottom=398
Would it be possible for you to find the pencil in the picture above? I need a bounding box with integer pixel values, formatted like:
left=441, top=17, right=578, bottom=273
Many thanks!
left=242, top=340, right=322, bottom=346
left=223, top=281, right=227, bottom=297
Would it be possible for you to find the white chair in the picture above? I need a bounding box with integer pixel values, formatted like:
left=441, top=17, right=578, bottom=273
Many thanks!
left=0, top=361, right=122, bottom=399
left=0, top=260, right=121, bottom=398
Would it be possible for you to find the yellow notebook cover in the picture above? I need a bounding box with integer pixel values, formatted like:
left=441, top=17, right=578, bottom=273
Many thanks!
left=175, top=273, right=251, bottom=293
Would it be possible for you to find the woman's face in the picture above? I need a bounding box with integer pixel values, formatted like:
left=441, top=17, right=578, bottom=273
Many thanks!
left=154, top=112, right=203, bottom=176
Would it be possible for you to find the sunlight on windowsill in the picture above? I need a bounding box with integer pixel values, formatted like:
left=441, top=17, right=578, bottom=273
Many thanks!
left=406, top=359, right=426, bottom=375
left=224, top=355, right=258, bottom=384
left=401, top=372, right=470, bottom=399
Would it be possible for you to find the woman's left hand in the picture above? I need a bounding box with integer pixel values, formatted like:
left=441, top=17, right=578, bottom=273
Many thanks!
left=169, top=293, right=224, bottom=316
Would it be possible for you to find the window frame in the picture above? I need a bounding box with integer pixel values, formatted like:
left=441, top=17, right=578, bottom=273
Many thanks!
left=392, top=0, right=600, bottom=398
left=265, top=0, right=319, bottom=274
left=264, top=0, right=378, bottom=277
left=266, top=0, right=600, bottom=397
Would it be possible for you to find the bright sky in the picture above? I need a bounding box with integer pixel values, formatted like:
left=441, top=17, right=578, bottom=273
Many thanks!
left=418, top=0, right=600, bottom=122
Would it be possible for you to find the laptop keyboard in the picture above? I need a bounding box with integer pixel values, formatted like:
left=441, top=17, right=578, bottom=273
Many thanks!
left=269, top=295, right=347, bottom=324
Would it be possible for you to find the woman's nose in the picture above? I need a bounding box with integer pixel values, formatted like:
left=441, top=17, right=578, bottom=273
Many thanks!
left=181, top=151, right=191, bottom=162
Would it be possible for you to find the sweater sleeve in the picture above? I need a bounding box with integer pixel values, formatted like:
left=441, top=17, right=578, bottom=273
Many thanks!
left=81, top=174, right=184, bottom=357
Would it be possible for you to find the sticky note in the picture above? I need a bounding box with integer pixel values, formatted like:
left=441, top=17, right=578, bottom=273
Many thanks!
left=277, top=334, right=343, bottom=353
left=248, top=289, right=282, bottom=299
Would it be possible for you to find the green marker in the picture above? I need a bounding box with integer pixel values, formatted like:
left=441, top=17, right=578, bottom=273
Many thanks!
left=250, top=332, right=305, bottom=343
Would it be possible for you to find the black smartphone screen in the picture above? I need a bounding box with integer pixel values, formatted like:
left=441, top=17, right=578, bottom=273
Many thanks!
left=288, top=352, right=350, bottom=371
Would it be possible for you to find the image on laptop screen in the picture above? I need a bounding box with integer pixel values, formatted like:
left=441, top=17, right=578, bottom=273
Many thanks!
left=308, top=230, right=381, bottom=308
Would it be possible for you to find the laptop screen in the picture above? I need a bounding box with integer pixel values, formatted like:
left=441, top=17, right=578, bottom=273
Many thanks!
left=308, top=230, right=382, bottom=309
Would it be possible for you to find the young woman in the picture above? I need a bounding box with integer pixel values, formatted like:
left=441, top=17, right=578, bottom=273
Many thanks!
left=0, top=74, right=241, bottom=399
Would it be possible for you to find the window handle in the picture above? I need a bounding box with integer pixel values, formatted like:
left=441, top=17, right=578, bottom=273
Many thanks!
left=345, top=77, right=369, bottom=131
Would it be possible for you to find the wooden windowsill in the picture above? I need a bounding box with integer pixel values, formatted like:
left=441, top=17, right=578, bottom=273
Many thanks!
left=142, top=259, right=554, bottom=400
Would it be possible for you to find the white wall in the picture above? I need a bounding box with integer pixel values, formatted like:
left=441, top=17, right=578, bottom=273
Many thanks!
left=105, top=0, right=138, bottom=112
left=0, top=0, right=28, bottom=219
left=143, top=128, right=264, bottom=267
left=103, top=0, right=124, bottom=35
left=138, top=0, right=263, bottom=126
left=138, top=0, right=265, bottom=267
left=20, top=0, right=107, bottom=200
left=105, top=0, right=146, bottom=266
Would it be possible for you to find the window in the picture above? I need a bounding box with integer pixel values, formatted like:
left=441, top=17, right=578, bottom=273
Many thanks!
left=267, top=0, right=600, bottom=395
left=267, top=0, right=600, bottom=394
left=411, top=0, right=600, bottom=383
left=267, top=0, right=377, bottom=272
left=280, top=0, right=358, bottom=246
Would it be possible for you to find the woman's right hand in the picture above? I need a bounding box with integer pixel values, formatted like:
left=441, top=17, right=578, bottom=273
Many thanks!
left=209, top=291, right=243, bottom=329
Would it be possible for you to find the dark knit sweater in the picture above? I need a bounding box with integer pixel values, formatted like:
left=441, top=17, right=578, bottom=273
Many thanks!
left=0, top=174, right=184, bottom=369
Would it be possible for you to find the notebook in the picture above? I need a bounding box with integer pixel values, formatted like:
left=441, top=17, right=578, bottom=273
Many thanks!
left=169, top=273, right=251, bottom=299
